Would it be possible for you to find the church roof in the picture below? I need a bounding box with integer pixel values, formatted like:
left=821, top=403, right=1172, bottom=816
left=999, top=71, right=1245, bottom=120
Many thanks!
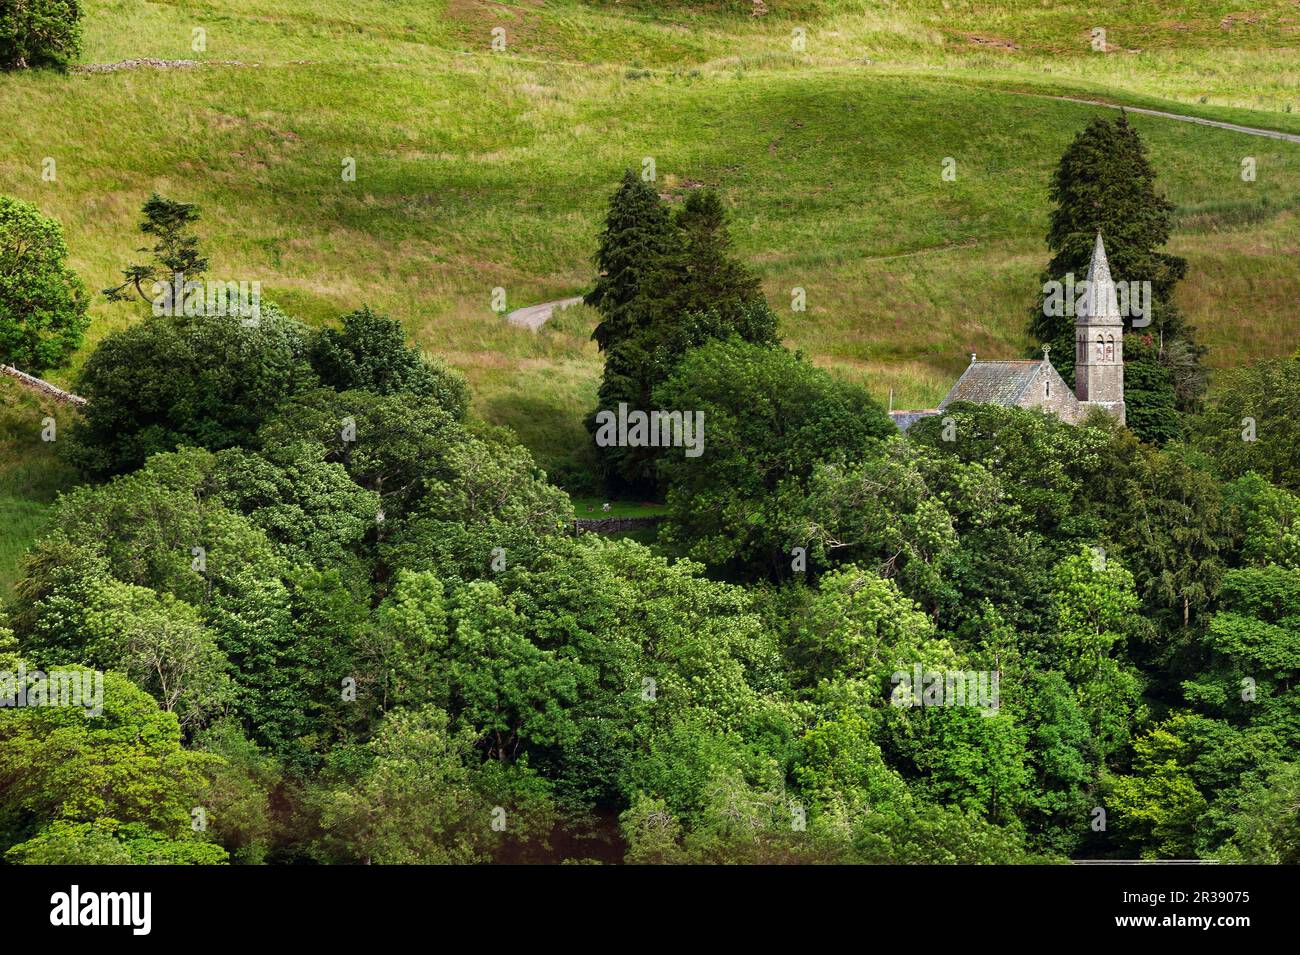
left=889, top=409, right=939, bottom=432
left=939, top=360, right=1044, bottom=408
left=1079, top=232, right=1121, bottom=322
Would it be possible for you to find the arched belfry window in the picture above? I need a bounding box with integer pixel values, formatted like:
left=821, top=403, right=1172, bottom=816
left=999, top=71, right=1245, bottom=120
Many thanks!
left=1104, top=334, right=1115, bottom=362
left=1096, top=335, right=1105, bottom=361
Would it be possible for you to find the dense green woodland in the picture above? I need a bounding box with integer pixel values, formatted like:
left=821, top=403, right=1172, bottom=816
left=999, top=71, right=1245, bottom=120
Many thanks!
left=2, top=253, right=1298, bottom=863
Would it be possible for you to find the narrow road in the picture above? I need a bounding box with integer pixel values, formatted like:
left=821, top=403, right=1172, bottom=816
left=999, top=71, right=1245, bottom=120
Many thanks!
left=1031, top=94, right=1300, bottom=143
left=506, top=295, right=585, bottom=331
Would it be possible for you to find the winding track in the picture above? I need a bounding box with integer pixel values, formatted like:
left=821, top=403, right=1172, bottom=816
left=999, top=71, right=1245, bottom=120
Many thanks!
left=1028, top=93, right=1300, bottom=144
left=505, top=295, right=585, bottom=332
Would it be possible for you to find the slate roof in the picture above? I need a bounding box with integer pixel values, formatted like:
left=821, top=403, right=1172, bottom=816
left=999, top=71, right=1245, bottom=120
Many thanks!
left=889, top=409, right=939, bottom=432
left=939, top=360, right=1043, bottom=408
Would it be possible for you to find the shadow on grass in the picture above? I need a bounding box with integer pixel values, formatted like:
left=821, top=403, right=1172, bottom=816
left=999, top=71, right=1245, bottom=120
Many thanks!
left=482, top=388, right=600, bottom=485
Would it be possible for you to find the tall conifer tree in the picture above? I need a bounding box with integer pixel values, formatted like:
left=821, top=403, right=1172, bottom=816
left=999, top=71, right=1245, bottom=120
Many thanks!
left=586, top=170, right=679, bottom=353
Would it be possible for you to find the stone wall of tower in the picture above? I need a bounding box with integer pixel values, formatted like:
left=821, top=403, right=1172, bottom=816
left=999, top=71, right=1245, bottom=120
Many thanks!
left=1073, top=233, right=1127, bottom=425
left=1074, top=327, right=1124, bottom=404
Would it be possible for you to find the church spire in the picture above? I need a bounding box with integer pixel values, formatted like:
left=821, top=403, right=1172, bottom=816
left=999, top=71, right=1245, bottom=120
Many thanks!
left=1079, top=231, right=1120, bottom=322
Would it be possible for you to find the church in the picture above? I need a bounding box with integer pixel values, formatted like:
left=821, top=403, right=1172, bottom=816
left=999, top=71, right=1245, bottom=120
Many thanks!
left=891, top=233, right=1127, bottom=431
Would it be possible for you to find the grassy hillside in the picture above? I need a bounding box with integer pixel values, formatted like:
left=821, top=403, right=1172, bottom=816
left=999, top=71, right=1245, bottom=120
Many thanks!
left=0, top=1, right=1297, bottom=576
left=0, top=379, right=79, bottom=595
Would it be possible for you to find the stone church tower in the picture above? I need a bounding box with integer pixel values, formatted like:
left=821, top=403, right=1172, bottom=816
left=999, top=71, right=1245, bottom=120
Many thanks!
left=1074, top=232, right=1126, bottom=425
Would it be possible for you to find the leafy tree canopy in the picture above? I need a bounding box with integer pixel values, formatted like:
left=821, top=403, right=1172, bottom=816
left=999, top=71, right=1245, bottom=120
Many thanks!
left=308, top=305, right=470, bottom=414
left=0, top=194, right=89, bottom=374
left=67, top=304, right=316, bottom=476
left=653, top=337, right=895, bottom=577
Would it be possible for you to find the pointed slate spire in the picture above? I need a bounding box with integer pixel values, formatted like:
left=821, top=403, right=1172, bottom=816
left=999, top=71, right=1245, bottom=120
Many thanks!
left=1079, top=231, right=1121, bottom=322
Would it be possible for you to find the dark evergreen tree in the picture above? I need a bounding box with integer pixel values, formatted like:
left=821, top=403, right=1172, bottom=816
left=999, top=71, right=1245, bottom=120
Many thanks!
left=1123, top=335, right=1182, bottom=445
left=1030, top=114, right=1204, bottom=423
left=586, top=170, right=679, bottom=353
left=652, top=189, right=764, bottom=327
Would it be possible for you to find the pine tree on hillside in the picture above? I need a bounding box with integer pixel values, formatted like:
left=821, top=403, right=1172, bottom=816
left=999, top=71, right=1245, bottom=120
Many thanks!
left=670, top=189, right=764, bottom=317
left=103, top=193, right=209, bottom=303
left=1030, top=114, right=1205, bottom=438
left=632, top=188, right=776, bottom=361
left=586, top=170, right=679, bottom=353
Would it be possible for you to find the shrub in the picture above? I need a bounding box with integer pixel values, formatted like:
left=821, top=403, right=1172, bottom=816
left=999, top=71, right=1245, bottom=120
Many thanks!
left=0, top=0, right=83, bottom=71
